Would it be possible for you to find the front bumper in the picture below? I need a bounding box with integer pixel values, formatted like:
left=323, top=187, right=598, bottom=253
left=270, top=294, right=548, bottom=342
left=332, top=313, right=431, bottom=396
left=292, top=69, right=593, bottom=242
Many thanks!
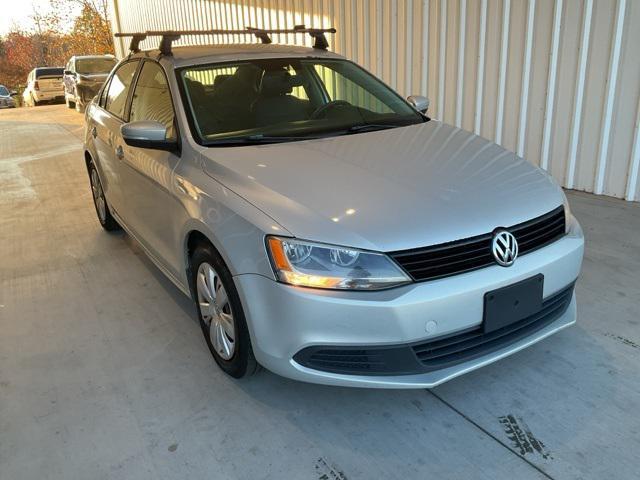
left=235, top=216, right=584, bottom=388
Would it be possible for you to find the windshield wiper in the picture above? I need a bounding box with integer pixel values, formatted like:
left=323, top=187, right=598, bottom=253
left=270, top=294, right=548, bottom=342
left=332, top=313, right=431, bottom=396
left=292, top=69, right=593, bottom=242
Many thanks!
left=206, top=134, right=320, bottom=146
left=205, top=124, right=406, bottom=146
left=343, top=123, right=405, bottom=134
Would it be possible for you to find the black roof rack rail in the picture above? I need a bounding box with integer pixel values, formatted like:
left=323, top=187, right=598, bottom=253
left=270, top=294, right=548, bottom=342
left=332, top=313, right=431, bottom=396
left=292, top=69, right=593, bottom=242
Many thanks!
left=114, top=25, right=337, bottom=55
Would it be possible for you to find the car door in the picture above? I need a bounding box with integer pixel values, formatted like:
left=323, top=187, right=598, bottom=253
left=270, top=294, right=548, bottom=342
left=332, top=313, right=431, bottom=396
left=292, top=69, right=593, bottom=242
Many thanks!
left=23, top=71, right=33, bottom=102
left=118, top=60, right=184, bottom=277
left=90, top=60, right=140, bottom=218
left=63, top=60, right=73, bottom=96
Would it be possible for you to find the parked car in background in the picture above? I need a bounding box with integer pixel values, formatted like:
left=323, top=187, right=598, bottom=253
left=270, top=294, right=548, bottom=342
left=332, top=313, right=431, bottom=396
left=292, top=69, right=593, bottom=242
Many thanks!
left=22, top=67, right=65, bottom=106
left=0, top=85, right=17, bottom=108
left=64, top=55, right=117, bottom=112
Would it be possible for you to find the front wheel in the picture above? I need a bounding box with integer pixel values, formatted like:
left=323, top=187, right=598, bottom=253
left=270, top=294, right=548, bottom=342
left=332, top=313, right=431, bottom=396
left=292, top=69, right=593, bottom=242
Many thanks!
left=191, top=244, right=259, bottom=378
left=88, top=160, right=120, bottom=231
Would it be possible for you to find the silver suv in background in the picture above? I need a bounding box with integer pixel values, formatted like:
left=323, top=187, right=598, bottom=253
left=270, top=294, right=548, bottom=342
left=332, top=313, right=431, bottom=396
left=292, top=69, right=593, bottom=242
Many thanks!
left=22, top=67, right=65, bottom=106
left=64, top=55, right=117, bottom=112
left=83, top=29, right=584, bottom=388
left=0, top=85, right=17, bottom=109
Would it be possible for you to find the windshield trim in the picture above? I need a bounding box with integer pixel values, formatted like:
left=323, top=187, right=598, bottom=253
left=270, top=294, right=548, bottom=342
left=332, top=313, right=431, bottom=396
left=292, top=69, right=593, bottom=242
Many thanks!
left=175, top=57, right=427, bottom=148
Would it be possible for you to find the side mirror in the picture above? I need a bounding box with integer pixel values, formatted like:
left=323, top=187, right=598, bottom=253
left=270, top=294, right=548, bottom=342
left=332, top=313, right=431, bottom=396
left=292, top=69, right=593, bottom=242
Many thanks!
left=407, top=95, right=430, bottom=114
left=121, top=121, right=178, bottom=152
left=10, top=91, right=17, bottom=96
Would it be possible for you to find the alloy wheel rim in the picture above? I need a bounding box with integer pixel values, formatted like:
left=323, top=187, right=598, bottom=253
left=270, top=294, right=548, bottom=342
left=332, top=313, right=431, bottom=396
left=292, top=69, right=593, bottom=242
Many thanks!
left=90, top=169, right=106, bottom=222
left=196, top=262, right=236, bottom=360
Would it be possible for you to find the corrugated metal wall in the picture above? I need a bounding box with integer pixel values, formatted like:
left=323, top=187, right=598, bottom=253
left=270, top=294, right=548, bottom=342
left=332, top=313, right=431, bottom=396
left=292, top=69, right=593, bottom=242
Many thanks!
left=110, top=0, right=640, bottom=201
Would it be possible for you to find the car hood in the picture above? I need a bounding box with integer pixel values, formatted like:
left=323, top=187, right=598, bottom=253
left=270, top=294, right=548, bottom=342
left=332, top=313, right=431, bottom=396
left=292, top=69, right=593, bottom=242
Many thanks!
left=199, top=121, right=565, bottom=252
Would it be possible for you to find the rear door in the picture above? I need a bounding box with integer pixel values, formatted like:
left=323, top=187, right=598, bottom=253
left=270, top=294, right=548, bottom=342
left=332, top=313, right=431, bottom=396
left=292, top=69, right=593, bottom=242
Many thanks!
left=90, top=60, right=140, bottom=217
left=24, top=71, right=34, bottom=101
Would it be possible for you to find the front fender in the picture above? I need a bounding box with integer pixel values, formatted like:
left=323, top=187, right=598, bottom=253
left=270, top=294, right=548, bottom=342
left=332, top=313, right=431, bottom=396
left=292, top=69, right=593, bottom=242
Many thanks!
left=176, top=161, right=291, bottom=287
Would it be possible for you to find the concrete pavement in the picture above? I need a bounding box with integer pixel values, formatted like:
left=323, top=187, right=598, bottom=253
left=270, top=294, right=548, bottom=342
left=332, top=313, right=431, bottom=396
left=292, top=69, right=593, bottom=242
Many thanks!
left=1, top=105, right=639, bottom=479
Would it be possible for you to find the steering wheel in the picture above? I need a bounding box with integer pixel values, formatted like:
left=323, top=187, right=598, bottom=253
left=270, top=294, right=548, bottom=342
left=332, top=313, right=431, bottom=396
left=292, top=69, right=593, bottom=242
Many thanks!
left=310, top=100, right=352, bottom=119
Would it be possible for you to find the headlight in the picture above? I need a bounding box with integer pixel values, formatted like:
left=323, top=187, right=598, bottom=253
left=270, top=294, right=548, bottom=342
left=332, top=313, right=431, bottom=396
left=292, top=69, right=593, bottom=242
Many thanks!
left=266, top=236, right=411, bottom=290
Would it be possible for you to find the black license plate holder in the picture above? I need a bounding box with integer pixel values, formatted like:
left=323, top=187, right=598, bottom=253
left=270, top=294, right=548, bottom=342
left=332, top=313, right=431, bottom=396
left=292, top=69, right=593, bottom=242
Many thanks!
left=483, top=274, right=544, bottom=333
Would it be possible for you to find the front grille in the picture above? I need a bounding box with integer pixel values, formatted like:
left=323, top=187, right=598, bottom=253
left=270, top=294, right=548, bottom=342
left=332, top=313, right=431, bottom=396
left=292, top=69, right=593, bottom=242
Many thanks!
left=411, top=282, right=574, bottom=370
left=390, top=206, right=565, bottom=282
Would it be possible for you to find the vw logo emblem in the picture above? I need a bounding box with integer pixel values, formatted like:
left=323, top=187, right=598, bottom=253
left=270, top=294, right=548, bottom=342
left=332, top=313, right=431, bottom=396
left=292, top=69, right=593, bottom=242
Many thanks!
left=492, top=230, right=518, bottom=267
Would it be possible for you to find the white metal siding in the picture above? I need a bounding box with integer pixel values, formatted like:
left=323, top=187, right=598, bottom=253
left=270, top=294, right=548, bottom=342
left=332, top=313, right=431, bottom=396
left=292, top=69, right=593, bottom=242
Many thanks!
left=110, top=0, right=640, bottom=201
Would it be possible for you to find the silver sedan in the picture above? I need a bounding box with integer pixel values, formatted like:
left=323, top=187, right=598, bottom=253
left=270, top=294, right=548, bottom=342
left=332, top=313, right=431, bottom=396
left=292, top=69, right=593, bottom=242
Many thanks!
left=0, top=85, right=17, bottom=109
left=83, top=43, right=583, bottom=388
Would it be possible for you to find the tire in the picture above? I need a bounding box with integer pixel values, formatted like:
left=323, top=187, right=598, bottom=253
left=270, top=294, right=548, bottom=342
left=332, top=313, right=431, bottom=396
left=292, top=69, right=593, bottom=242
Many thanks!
left=191, top=243, right=259, bottom=378
left=66, top=95, right=75, bottom=109
left=32, top=95, right=39, bottom=107
left=88, top=160, right=120, bottom=231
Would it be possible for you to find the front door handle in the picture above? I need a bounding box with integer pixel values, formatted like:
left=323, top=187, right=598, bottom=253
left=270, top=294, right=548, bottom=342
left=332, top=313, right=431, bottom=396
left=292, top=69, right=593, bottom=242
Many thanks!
left=91, top=126, right=97, bottom=138
left=115, top=145, right=124, bottom=160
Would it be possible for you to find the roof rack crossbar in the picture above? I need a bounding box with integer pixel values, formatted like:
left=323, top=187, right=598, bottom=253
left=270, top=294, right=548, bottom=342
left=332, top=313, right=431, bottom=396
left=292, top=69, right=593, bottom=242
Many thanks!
left=114, top=25, right=337, bottom=55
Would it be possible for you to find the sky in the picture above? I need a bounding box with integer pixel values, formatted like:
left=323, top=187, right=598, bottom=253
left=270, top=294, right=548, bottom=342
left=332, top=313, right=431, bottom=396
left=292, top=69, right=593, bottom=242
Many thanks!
left=0, top=0, right=78, bottom=36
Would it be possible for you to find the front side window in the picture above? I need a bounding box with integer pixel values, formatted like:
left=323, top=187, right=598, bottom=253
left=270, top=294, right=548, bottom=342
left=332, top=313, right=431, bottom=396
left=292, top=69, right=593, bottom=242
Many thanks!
left=76, top=58, right=117, bottom=75
left=179, top=58, right=424, bottom=145
left=0, top=86, right=9, bottom=96
left=104, top=61, right=139, bottom=119
left=129, top=61, right=175, bottom=139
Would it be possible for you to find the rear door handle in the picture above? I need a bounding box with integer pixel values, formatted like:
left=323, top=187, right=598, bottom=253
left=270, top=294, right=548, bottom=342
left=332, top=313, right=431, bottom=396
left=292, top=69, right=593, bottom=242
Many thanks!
left=91, top=126, right=97, bottom=138
left=115, top=145, right=124, bottom=160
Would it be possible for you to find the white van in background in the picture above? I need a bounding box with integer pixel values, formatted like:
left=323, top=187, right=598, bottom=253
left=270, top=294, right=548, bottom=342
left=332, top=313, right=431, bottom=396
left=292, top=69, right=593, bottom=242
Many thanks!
left=22, top=67, right=65, bottom=106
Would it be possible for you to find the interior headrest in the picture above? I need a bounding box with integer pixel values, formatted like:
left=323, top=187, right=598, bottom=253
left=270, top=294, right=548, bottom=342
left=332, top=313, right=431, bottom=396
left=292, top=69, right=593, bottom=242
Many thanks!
left=260, top=70, right=304, bottom=96
left=213, top=74, right=231, bottom=88
left=233, top=64, right=262, bottom=91
left=185, top=77, right=205, bottom=96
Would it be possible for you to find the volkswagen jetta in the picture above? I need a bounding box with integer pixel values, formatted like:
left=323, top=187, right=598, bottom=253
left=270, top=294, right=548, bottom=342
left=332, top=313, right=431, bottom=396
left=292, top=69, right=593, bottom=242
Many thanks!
left=83, top=32, right=584, bottom=388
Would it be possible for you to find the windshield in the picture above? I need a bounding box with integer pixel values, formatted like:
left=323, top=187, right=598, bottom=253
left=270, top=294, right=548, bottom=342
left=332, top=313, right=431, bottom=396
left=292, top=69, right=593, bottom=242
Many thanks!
left=0, top=86, right=9, bottom=96
left=76, top=58, right=116, bottom=75
left=179, top=58, right=425, bottom=145
left=35, top=68, right=64, bottom=78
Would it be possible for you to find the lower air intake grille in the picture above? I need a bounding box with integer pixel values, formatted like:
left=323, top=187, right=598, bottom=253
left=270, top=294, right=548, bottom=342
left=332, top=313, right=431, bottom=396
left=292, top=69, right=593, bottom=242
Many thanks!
left=411, top=283, right=574, bottom=370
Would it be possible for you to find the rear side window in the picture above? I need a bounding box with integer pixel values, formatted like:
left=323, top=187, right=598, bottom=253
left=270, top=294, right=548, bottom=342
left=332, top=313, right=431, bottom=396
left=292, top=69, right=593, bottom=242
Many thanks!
left=35, top=68, right=64, bottom=78
left=104, top=61, right=139, bottom=119
left=129, top=61, right=176, bottom=139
